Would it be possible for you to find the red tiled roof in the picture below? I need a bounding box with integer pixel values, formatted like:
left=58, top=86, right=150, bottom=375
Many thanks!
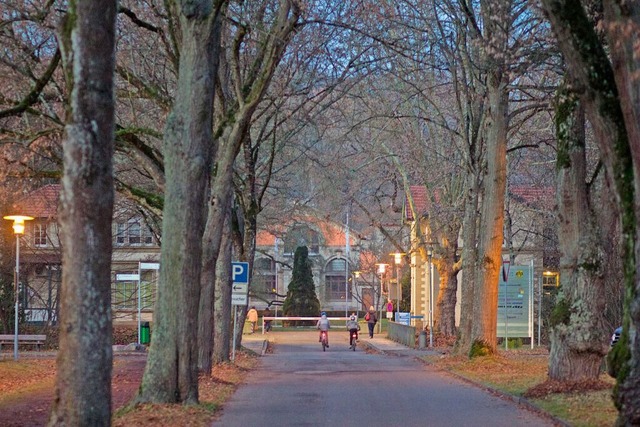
left=404, top=186, right=430, bottom=221
left=10, top=184, right=60, bottom=219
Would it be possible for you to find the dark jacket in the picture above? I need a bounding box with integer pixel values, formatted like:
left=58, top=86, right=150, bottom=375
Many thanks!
left=365, top=310, right=377, bottom=324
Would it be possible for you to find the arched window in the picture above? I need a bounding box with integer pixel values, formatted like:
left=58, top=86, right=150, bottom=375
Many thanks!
left=325, top=258, right=351, bottom=301
left=283, top=225, right=320, bottom=255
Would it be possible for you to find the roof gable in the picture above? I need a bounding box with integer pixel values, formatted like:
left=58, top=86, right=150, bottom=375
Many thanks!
left=11, top=184, right=60, bottom=219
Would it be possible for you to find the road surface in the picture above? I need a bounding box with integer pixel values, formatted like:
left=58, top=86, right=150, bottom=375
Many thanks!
left=214, top=331, right=556, bottom=427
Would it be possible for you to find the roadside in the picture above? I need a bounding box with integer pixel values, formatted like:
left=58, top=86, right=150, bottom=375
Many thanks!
left=358, top=336, right=618, bottom=427
left=0, top=333, right=619, bottom=426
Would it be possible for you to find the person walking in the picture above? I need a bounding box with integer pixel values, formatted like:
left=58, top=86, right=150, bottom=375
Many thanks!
left=263, top=306, right=272, bottom=333
left=365, top=306, right=378, bottom=338
left=247, top=306, right=259, bottom=334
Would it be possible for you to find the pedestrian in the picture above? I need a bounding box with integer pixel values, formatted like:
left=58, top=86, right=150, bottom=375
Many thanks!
left=346, top=313, right=360, bottom=347
left=247, top=306, right=259, bottom=334
left=263, top=306, right=272, bottom=333
left=365, top=306, right=378, bottom=338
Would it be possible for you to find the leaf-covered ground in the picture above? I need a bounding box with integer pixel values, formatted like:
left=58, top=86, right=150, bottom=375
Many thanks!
left=0, top=349, right=258, bottom=427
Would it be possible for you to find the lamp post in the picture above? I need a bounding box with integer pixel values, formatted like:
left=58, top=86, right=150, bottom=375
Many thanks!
left=4, top=215, right=34, bottom=361
left=390, top=252, right=405, bottom=319
left=375, top=263, right=388, bottom=333
left=353, top=271, right=361, bottom=316
left=427, top=247, right=434, bottom=347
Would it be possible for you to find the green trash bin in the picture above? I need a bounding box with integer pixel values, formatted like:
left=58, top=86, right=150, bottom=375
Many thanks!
left=141, top=322, right=150, bottom=345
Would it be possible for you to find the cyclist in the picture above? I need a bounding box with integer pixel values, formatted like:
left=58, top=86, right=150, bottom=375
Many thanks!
left=346, top=313, right=360, bottom=347
left=316, top=311, right=330, bottom=347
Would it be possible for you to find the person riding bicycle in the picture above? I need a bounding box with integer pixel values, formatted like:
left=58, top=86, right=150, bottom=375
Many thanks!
left=346, top=313, right=360, bottom=347
left=316, top=312, right=330, bottom=347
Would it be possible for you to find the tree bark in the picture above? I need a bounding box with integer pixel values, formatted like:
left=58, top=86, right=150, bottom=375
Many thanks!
left=48, top=0, right=117, bottom=424
left=212, top=211, right=232, bottom=364
left=435, top=243, right=460, bottom=336
left=136, top=0, right=223, bottom=405
left=470, top=67, right=508, bottom=356
left=549, top=86, right=607, bottom=381
left=539, top=1, right=639, bottom=423
left=602, top=2, right=640, bottom=423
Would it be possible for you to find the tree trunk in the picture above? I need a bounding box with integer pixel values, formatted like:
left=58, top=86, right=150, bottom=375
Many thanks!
left=549, top=86, right=607, bottom=381
left=602, top=3, right=640, bottom=423
left=457, top=174, right=480, bottom=355
left=48, top=1, right=117, bottom=424
left=136, top=1, right=223, bottom=405
left=212, top=214, right=232, bottom=364
left=470, top=67, right=508, bottom=356
left=435, top=245, right=460, bottom=336
left=539, top=1, right=639, bottom=423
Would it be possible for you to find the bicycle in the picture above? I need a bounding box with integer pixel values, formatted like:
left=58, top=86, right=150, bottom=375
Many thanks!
left=349, top=329, right=358, bottom=351
left=320, top=330, right=329, bottom=351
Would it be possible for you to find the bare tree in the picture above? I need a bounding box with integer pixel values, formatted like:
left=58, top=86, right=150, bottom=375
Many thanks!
left=549, top=84, right=607, bottom=380
left=47, top=0, right=117, bottom=424
left=135, top=0, right=225, bottom=405
left=539, top=0, right=640, bottom=423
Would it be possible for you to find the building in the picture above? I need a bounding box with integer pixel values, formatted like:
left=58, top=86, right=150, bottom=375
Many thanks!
left=5, top=185, right=383, bottom=324
left=6, top=184, right=160, bottom=325
left=403, top=184, right=557, bottom=331
left=252, top=214, right=377, bottom=314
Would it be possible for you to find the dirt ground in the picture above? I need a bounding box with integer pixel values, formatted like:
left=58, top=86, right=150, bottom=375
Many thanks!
left=0, top=352, right=146, bottom=427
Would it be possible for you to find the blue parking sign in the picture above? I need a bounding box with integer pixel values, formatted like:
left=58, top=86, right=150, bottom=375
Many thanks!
left=232, top=262, right=249, bottom=284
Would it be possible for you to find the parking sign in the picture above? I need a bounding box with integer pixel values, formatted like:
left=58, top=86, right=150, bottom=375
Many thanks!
left=232, top=262, right=249, bottom=284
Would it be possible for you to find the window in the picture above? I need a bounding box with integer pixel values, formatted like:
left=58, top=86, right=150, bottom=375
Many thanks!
left=34, top=223, right=47, bottom=247
left=112, top=272, right=155, bottom=310
left=116, top=219, right=155, bottom=246
left=112, top=279, right=137, bottom=310
left=325, top=258, right=351, bottom=300
left=253, top=258, right=276, bottom=298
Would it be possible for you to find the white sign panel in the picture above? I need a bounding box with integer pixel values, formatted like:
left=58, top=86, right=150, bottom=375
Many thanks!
left=232, top=283, right=248, bottom=294
left=117, top=274, right=140, bottom=281
left=231, top=293, right=248, bottom=306
left=140, top=262, right=160, bottom=270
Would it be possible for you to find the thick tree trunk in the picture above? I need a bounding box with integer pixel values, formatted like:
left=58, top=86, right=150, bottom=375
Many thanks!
left=470, top=70, right=508, bottom=356
left=435, top=246, right=460, bottom=336
left=48, top=1, right=117, bottom=425
left=603, top=3, right=640, bottom=423
left=540, top=1, right=639, bottom=423
left=136, top=1, right=222, bottom=404
left=549, top=87, right=607, bottom=381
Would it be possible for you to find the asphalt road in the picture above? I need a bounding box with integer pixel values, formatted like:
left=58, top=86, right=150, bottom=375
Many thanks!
left=213, top=331, right=556, bottom=427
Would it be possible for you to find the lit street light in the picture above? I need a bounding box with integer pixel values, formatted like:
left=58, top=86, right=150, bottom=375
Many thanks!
left=4, top=215, right=34, bottom=361
left=375, top=263, right=388, bottom=333
left=390, top=252, right=405, bottom=320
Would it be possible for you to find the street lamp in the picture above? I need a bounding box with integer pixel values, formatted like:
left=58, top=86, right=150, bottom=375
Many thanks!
left=375, top=263, right=388, bottom=333
left=390, top=252, right=405, bottom=319
left=427, top=247, right=434, bottom=347
left=4, top=215, right=34, bottom=361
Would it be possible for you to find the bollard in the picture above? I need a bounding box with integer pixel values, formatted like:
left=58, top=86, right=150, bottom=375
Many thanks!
left=419, top=330, right=426, bottom=349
